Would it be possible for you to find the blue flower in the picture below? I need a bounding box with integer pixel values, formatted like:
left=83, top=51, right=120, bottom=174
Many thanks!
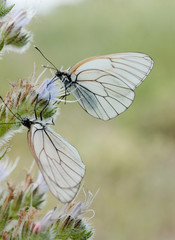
left=32, top=189, right=98, bottom=233
left=71, top=189, right=99, bottom=219
left=36, top=78, right=64, bottom=101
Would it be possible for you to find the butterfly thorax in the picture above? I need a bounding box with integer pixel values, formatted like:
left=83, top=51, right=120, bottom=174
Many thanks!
left=55, top=70, right=73, bottom=89
left=21, top=118, right=45, bottom=130
left=21, top=118, right=34, bottom=129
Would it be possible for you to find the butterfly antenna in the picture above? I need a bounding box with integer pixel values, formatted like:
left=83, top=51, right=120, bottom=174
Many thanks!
left=0, top=122, right=22, bottom=125
left=0, top=96, right=22, bottom=121
left=34, top=46, right=58, bottom=71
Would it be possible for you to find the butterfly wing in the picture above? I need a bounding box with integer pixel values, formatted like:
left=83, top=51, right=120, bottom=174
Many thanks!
left=27, top=123, right=85, bottom=203
left=69, top=52, right=154, bottom=120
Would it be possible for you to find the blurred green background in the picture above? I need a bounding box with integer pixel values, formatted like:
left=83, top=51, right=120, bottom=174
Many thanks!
left=1, top=0, right=175, bottom=239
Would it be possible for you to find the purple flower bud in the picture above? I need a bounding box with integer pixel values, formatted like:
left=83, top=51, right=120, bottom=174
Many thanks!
left=36, top=78, right=63, bottom=101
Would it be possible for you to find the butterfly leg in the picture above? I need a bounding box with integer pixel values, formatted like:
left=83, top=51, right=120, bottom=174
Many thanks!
left=34, top=94, right=39, bottom=120
left=39, top=94, right=51, bottom=121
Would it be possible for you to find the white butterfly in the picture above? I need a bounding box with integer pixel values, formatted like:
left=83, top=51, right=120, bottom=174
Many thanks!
left=0, top=97, right=85, bottom=203
left=27, top=121, right=85, bottom=203
left=50, top=52, right=153, bottom=120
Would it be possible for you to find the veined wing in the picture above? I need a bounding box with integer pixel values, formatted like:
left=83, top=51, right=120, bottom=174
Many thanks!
left=27, top=123, right=85, bottom=203
left=69, top=52, right=153, bottom=120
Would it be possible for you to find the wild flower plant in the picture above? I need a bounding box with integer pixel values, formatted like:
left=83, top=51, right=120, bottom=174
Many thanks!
left=0, top=154, right=95, bottom=239
left=0, top=77, right=58, bottom=142
left=0, top=0, right=32, bottom=55
left=0, top=1, right=96, bottom=239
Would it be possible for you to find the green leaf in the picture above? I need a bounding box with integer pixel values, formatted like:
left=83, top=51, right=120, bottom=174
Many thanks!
left=5, top=32, right=20, bottom=45
left=52, top=217, right=93, bottom=240
left=22, top=188, right=46, bottom=209
left=0, top=0, right=14, bottom=17
left=0, top=38, right=4, bottom=51
left=11, top=32, right=31, bottom=47
left=0, top=147, right=8, bottom=160
left=0, top=204, right=11, bottom=231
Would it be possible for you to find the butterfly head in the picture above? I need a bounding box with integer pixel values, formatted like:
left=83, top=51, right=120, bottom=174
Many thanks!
left=21, top=118, right=33, bottom=129
left=55, top=70, right=72, bottom=89
left=55, top=70, right=63, bottom=78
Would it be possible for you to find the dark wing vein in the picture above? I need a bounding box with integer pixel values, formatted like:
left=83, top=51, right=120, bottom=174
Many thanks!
left=68, top=53, right=153, bottom=120
left=31, top=125, right=85, bottom=203
left=76, top=68, right=135, bottom=89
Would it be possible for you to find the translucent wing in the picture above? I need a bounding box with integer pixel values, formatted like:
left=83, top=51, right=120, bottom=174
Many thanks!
left=69, top=52, right=154, bottom=120
left=27, top=123, right=85, bottom=203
